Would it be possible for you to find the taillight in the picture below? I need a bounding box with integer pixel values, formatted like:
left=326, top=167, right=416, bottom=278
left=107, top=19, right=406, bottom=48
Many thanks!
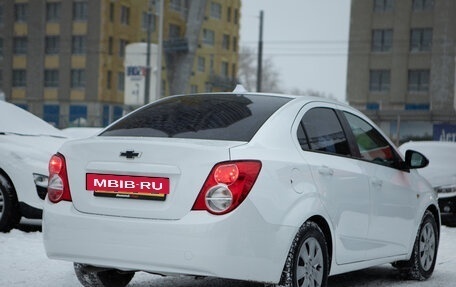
left=192, top=160, right=262, bottom=215
left=47, top=153, right=72, bottom=203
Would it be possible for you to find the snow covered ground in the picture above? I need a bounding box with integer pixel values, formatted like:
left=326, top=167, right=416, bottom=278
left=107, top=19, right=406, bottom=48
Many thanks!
left=2, top=224, right=456, bottom=287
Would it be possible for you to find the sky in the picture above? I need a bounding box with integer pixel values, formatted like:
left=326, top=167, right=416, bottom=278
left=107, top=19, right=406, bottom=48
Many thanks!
left=240, top=0, right=351, bottom=101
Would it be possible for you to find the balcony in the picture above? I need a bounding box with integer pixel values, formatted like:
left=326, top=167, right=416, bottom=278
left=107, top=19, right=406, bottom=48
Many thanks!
left=163, top=38, right=189, bottom=53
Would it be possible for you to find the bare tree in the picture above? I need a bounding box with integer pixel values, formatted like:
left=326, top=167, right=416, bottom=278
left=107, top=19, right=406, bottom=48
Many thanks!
left=237, top=46, right=282, bottom=93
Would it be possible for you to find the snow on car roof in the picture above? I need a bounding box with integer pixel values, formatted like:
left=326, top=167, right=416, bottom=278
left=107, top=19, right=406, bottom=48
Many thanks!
left=0, top=101, right=65, bottom=137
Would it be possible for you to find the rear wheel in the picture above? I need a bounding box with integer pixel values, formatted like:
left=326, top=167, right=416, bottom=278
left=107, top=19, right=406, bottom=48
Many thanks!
left=0, top=174, right=21, bottom=232
left=74, top=263, right=135, bottom=287
left=393, top=210, right=438, bottom=280
left=279, top=222, right=329, bottom=287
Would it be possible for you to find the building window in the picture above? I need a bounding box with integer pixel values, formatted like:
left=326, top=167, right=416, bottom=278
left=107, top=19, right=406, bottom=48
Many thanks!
left=119, top=39, right=128, bottom=57
left=14, top=3, right=27, bottom=22
left=0, top=4, right=4, bottom=26
left=141, top=12, right=157, bottom=32
left=372, top=29, right=392, bottom=52
left=71, top=69, right=85, bottom=88
left=73, top=1, right=88, bottom=21
left=44, top=69, right=59, bottom=87
left=369, top=70, right=390, bottom=92
left=43, top=105, right=60, bottom=127
left=107, top=71, right=112, bottom=89
left=408, top=69, right=430, bottom=92
left=366, top=102, right=380, bottom=110
left=13, top=37, right=27, bottom=55
left=69, top=105, right=87, bottom=125
left=170, top=0, right=182, bottom=12
left=0, top=38, right=3, bottom=58
left=108, top=37, right=113, bottom=55
left=197, top=56, right=205, bottom=72
left=46, top=2, right=61, bottom=22
left=227, top=7, right=231, bottom=22
left=109, top=2, right=114, bottom=22
left=142, top=12, right=149, bottom=30
left=231, top=63, right=236, bottom=79
left=405, top=103, right=430, bottom=110
left=120, top=5, right=130, bottom=25
left=12, top=69, right=26, bottom=87
left=412, top=0, right=434, bottom=11
left=169, top=24, right=181, bottom=39
left=190, top=85, right=198, bottom=93
left=234, top=8, right=239, bottom=24
left=117, top=72, right=125, bottom=91
left=210, top=2, right=222, bottom=19
left=222, top=34, right=230, bottom=50
left=233, top=36, right=237, bottom=52
left=410, top=28, right=432, bottom=52
left=203, top=29, right=215, bottom=46
left=45, top=36, right=60, bottom=54
left=72, top=36, right=86, bottom=54
left=221, top=61, right=229, bottom=77
left=373, top=0, right=394, bottom=12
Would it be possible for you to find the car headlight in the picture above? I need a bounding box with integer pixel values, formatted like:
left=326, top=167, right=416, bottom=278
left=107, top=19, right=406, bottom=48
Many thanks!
left=435, top=184, right=456, bottom=194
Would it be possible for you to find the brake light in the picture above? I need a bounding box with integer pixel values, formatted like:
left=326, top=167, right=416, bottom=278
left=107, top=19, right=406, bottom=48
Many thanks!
left=47, top=153, right=72, bottom=203
left=192, top=160, right=262, bottom=215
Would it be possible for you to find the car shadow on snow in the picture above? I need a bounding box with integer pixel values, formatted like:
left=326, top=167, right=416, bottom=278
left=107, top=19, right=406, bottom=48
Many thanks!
left=16, top=223, right=42, bottom=233
left=129, top=266, right=407, bottom=287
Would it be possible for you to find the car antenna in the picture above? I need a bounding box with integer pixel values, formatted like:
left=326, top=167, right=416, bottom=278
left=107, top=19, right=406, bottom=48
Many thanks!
left=232, top=84, right=248, bottom=94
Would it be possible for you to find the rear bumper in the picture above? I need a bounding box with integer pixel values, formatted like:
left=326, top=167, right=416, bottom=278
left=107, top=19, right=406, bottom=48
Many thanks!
left=43, top=200, right=295, bottom=284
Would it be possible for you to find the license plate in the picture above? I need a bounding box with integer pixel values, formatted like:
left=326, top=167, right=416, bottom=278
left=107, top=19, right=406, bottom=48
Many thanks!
left=86, top=173, right=169, bottom=201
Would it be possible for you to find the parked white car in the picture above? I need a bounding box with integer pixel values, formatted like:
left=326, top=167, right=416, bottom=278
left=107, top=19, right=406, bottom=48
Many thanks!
left=44, top=92, right=439, bottom=287
left=0, top=101, right=68, bottom=232
left=399, top=141, right=456, bottom=226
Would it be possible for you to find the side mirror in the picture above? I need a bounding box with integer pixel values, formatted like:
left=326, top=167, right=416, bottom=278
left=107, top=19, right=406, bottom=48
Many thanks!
left=405, top=150, right=429, bottom=169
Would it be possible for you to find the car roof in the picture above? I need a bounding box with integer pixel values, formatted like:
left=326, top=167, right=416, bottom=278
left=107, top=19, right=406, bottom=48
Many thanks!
left=0, top=100, right=66, bottom=137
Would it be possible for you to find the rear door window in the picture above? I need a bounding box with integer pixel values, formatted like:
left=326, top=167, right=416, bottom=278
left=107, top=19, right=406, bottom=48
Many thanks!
left=343, top=112, right=399, bottom=167
left=300, top=108, right=351, bottom=156
left=101, top=94, right=291, bottom=141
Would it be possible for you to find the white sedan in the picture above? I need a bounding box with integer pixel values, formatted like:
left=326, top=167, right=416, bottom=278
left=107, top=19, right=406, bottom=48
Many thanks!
left=43, top=92, right=439, bottom=287
left=0, top=101, right=67, bottom=232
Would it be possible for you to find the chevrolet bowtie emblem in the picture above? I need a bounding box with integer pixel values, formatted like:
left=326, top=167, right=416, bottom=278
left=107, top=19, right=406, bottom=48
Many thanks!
left=120, top=150, right=141, bottom=159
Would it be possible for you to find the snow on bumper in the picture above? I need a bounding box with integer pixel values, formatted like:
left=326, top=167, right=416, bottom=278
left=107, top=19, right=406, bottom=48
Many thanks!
left=42, top=200, right=295, bottom=284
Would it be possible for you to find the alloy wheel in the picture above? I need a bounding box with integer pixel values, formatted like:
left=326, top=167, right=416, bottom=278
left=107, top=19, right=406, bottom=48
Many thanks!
left=296, top=237, right=324, bottom=287
left=419, top=222, right=436, bottom=271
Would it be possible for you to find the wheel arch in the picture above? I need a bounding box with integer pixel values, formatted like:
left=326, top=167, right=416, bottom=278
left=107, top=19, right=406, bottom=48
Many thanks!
left=307, top=215, right=333, bottom=269
left=426, top=204, right=440, bottom=237
left=0, top=168, right=17, bottom=197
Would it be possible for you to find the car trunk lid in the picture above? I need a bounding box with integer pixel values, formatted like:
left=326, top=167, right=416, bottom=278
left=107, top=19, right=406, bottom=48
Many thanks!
left=60, top=137, right=245, bottom=220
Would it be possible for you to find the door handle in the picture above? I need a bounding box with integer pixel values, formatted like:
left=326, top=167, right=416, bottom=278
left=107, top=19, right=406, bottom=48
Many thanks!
left=371, top=178, right=383, bottom=188
left=318, top=166, right=334, bottom=176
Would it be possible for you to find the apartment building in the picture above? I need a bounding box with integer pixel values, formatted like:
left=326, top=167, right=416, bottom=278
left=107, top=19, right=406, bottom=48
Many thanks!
left=0, top=0, right=241, bottom=127
left=347, top=0, right=456, bottom=142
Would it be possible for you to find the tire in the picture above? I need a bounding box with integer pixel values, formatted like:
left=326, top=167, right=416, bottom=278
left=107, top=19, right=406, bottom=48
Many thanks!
left=393, top=210, right=439, bottom=280
left=74, top=263, right=135, bottom=287
left=0, top=174, right=21, bottom=232
left=279, top=221, right=329, bottom=287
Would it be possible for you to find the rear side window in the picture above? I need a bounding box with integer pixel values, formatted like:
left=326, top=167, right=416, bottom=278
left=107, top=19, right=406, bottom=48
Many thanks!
left=344, top=112, right=398, bottom=167
left=101, top=94, right=291, bottom=141
left=300, top=108, right=351, bottom=156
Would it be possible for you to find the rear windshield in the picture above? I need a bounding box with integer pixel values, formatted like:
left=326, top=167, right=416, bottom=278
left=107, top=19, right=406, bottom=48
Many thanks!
left=101, top=94, right=291, bottom=141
